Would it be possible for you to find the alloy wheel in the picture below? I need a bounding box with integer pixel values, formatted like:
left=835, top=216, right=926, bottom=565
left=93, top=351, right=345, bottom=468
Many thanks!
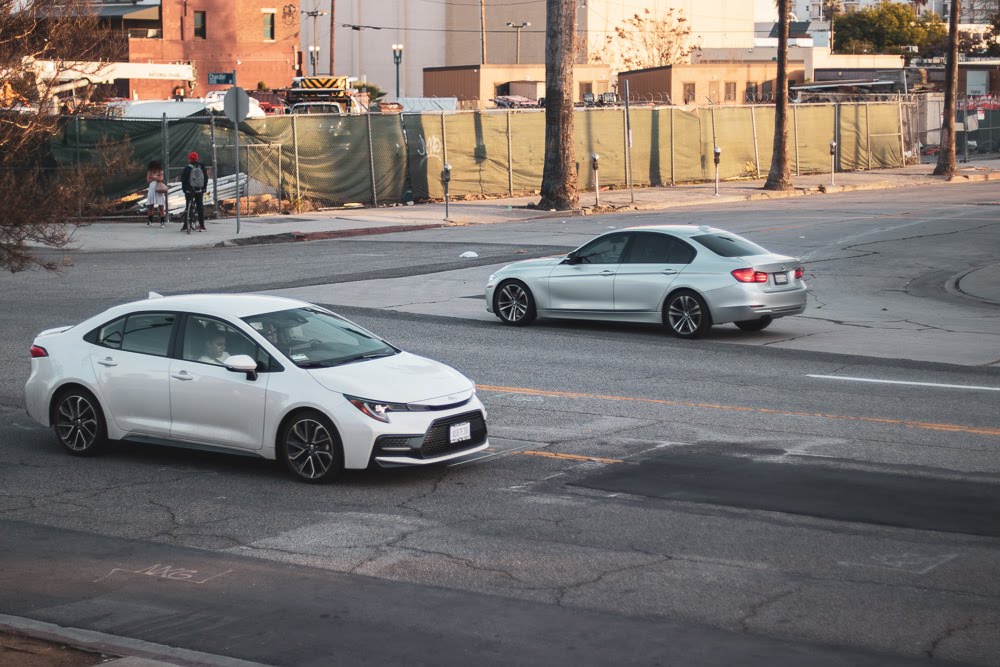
left=495, top=281, right=535, bottom=326
left=284, top=417, right=337, bottom=481
left=55, top=394, right=100, bottom=453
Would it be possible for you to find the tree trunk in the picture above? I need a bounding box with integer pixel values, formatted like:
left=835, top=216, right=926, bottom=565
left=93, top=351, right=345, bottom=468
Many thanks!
left=764, top=0, right=792, bottom=191
left=538, top=0, right=579, bottom=210
left=934, top=0, right=960, bottom=177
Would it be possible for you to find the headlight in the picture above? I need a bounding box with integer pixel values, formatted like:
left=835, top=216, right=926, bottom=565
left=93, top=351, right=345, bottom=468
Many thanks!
left=345, top=395, right=409, bottom=423
left=486, top=273, right=497, bottom=288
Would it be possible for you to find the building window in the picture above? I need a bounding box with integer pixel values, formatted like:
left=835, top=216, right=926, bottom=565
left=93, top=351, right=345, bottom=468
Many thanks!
left=579, top=81, right=593, bottom=101
left=682, top=83, right=695, bottom=104
left=724, top=82, right=736, bottom=102
left=745, top=82, right=758, bottom=102
left=194, top=11, right=206, bottom=39
left=262, top=10, right=275, bottom=41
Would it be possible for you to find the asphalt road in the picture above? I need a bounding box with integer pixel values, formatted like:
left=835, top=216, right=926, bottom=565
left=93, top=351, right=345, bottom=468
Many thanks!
left=1, top=182, right=998, bottom=666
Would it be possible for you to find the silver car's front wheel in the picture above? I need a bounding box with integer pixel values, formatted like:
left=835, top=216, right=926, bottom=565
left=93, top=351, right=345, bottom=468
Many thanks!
left=494, top=280, right=536, bottom=326
left=280, top=412, right=343, bottom=483
left=665, top=290, right=712, bottom=339
left=53, top=389, right=107, bottom=456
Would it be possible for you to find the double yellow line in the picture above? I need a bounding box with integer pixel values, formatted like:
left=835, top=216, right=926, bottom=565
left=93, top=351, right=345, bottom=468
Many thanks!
left=478, top=385, right=1000, bottom=438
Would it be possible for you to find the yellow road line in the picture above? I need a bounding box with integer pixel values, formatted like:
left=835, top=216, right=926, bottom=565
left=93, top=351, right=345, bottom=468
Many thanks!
left=517, top=450, right=623, bottom=464
left=478, top=385, right=1000, bottom=437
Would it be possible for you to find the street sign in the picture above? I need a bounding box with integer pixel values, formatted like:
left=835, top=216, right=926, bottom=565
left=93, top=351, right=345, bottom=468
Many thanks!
left=224, top=86, right=250, bottom=124
left=208, top=72, right=235, bottom=85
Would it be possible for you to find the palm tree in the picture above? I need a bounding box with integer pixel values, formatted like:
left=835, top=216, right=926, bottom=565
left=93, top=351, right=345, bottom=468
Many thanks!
left=764, top=0, right=792, bottom=191
left=538, top=0, right=579, bottom=210
left=934, top=0, right=960, bottom=177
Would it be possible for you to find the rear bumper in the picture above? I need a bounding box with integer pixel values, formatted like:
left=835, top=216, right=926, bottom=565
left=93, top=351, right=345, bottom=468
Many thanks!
left=708, top=284, right=808, bottom=324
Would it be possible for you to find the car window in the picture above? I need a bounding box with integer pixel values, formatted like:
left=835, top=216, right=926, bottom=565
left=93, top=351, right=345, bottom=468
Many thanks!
left=691, top=233, right=768, bottom=257
left=575, top=233, right=628, bottom=264
left=243, top=307, right=398, bottom=369
left=90, top=317, right=126, bottom=349
left=623, top=233, right=696, bottom=264
left=182, top=316, right=267, bottom=368
left=120, top=313, right=175, bottom=356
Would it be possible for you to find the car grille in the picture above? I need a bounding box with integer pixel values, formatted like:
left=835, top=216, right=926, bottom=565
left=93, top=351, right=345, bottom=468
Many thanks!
left=419, top=411, right=487, bottom=458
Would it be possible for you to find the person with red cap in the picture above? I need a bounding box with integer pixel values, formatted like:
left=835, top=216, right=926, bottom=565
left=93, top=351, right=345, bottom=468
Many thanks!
left=180, top=151, right=207, bottom=231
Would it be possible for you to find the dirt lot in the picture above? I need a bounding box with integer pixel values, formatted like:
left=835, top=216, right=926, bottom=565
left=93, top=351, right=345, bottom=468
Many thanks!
left=0, top=631, right=111, bottom=666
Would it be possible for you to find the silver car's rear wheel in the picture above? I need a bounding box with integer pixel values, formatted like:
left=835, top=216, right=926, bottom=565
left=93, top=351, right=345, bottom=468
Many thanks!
left=280, top=412, right=343, bottom=483
left=53, top=388, right=107, bottom=456
left=665, top=290, right=712, bottom=339
left=494, top=280, right=536, bottom=326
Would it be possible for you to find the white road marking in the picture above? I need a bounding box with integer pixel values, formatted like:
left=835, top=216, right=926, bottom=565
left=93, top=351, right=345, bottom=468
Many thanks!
left=807, top=374, right=1000, bottom=392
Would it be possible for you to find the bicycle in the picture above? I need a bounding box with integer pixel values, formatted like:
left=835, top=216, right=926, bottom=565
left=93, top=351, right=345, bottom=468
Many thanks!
left=181, top=192, right=204, bottom=234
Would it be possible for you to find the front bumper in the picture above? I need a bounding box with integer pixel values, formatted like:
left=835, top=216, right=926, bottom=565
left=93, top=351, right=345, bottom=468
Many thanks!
left=370, top=409, right=489, bottom=467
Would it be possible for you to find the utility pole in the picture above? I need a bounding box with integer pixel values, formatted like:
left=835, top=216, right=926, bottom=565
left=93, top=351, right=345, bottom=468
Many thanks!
left=329, top=0, right=336, bottom=75
left=480, top=0, right=487, bottom=64
left=301, top=5, right=328, bottom=75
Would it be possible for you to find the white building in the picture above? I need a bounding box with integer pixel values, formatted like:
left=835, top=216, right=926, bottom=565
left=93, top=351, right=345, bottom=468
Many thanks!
left=313, top=0, right=756, bottom=99
left=796, top=0, right=994, bottom=22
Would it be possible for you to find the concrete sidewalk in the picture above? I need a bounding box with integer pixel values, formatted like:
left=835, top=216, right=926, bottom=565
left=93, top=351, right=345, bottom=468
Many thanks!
left=62, top=158, right=1000, bottom=254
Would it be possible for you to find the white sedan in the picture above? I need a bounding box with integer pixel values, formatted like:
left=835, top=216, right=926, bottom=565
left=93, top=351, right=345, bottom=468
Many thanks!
left=25, top=294, right=488, bottom=483
left=486, top=225, right=807, bottom=338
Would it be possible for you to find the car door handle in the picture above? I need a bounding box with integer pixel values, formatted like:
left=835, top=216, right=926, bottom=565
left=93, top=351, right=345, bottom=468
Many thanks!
left=171, top=372, right=194, bottom=381
left=599, top=270, right=616, bottom=276
left=97, top=357, right=117, bottom=367
left=660, top=269, right=678, bottom=275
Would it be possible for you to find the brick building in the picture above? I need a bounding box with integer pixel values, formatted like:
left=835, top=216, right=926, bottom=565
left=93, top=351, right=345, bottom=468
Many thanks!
left=617, top=62, right=807, bottom=105
left=101, top=0, right=301, bottom=100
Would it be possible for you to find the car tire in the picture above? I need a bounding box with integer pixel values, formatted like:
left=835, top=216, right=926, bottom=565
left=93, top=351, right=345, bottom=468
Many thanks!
left=279, top=411, right=344, bottom=484
left=664, top=290, right=712, bottom=339
left=494, top=280, right=537, bottom=326
left=52, top=387, right=108, bottom=456
left=735, top=316, right=773, bottom=332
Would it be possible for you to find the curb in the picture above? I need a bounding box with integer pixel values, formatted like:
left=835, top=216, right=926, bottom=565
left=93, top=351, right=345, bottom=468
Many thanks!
left=215, top=222, right=450, bottom=247
left=0, top=614, right=269, bottom=667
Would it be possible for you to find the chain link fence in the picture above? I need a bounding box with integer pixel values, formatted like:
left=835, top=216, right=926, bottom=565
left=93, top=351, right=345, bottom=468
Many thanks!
left=52, top=99, right=918, bottom=215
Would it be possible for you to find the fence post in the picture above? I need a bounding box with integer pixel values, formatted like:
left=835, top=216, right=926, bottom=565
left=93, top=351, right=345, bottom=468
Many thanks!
left=162, top=114, right=170, bottom=219
left=865, top=102, right=872, bottom=170
left=710, top=106, right=718, bottom=182
left=209, top=114, right=220, bottom=218
left=366, top=112, right=378, bottom=207
left=441, top=112, right=448, bottom=197
left=624, top=79, right=634, bottom=202
left=506, top=110, right=513, bottom=196
left=622, top=107, right=629, bottom=188
left=291, top=115, right=301, bottom=205
left=897, top=99, right=906, bottom=166
left=670, top=107, right=675, bottom=186
left=793, top=105, right=800, bottom=177
left=75, top=115, right=82, bottom=220
left=751, top=105, right=760, bottom=178
left=277, top=144, right=283, bottom=213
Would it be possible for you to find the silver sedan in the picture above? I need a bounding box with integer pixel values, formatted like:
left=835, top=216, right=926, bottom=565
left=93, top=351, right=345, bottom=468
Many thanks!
left=485, top=225, right=807, bottom=338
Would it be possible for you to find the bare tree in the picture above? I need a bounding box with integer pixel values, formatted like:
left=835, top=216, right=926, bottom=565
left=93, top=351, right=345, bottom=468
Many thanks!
left=764, top=0, right=792, bottom=191
left=538, top=0, right=578, bottom=210
left=590, top=8, right=694, bottom=72
left=934, top=0, right=960, bottom=177
left=1, top=0, right=116, bottom=272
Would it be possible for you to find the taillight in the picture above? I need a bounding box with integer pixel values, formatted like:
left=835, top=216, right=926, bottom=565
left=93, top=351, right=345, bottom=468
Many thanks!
left=30, top=345, right=48, bottom=358
left=794, top=266, right=804, bottom=279
left=731, top=268, right=769, bottom=283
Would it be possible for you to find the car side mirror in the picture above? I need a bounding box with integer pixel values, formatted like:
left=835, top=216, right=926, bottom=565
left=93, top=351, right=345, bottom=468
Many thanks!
left=561, top=253, right=579, bottom=265
left=224, top=354, right=258, bottom=381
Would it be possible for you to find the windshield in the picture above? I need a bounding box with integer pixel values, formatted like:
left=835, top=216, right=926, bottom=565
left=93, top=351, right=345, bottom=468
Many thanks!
left=242, top=307, right=398, bottom=368
left=690, top=233, right=769, bottom=257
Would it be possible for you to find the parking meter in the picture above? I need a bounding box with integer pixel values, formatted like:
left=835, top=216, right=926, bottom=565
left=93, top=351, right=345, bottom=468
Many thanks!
left=591, top=153, right=600, bottom=206
left=441, top=163, right=452, bottom=220
left=713, top=146, right=721, bottom=196
left=829, top=140, right=837, bottom=186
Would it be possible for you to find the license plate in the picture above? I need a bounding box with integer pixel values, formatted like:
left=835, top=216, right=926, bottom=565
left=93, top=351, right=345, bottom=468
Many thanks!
left=773, top=272, right=789, bottom=285
left=449, top=421, right=471, bottom=443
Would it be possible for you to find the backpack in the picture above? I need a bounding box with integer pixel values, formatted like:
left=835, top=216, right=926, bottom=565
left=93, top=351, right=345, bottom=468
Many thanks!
left=188, top=163, right=206, bottom=192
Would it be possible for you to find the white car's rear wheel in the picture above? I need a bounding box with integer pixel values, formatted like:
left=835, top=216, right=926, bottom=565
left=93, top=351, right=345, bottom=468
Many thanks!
left=279, top=411, right=343, bottom=483
left=494, top=280, right=537, bottom=326
left=53, top=388, right=107, bottom=456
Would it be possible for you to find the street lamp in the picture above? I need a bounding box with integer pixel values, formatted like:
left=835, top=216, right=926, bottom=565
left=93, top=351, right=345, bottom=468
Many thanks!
left=392, top=44, right=404, bottom=99
left=506, top=21, right=530, bottom=64
left=301, top=6, right=328, bottom=76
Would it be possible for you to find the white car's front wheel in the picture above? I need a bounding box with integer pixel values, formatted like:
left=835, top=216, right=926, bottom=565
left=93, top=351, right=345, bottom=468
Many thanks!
left=279, top=411, right=344, bottom=483
left=494, top=280, right=537, bottom=326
